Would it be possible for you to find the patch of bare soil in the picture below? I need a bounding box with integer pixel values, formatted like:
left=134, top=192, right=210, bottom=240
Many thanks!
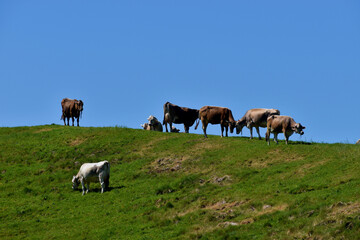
left=199, top=175, right=232, bottom=186
left=205, top=200, right=248, bottom=212
left=329, top=201, right=360, bottom=217
left=148, top=156, right=187, bottom=173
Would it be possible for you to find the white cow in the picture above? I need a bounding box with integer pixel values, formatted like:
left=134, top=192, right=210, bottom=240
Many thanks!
left=72, top=160, right=110, bottom=195
left=147, top=115, right=163, bottom=132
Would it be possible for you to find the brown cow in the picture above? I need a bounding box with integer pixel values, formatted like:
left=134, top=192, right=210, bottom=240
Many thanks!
left=236, top=108, right=280, bottom=139
left=265, top=115, right=305, bottom=145
left=163, top=102, right=199, bottom=133
left=195, top=106, right=237, bottom=138
left=61, top=98, right=84, bottom=126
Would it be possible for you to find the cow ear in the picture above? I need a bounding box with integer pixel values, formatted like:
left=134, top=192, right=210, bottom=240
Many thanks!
left=302, top=126, right=306, bottom=129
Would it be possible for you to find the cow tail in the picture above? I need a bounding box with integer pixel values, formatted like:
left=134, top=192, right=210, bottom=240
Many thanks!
left=194, top=111, right=200, bottom=130
left=194, top=118, right=200, bottom=130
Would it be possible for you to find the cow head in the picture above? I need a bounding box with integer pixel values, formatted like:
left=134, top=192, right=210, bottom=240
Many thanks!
left=229, top=121, right=237, bottom=133
left=235, top=119, right=246, bottom=134
left=72, top=176, right=80, bottom=190
left=147, top=115, right=159, bottom=125
left=292, top=123, right=306, bottom=135
left=75, top=100, right=84, bottom=117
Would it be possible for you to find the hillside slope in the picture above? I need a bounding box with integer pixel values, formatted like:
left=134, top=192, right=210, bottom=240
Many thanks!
left=0, top=125, right=359, bottom=239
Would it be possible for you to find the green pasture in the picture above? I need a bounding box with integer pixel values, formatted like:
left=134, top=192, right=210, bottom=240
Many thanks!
left=0, top=125, right=359, bottom=239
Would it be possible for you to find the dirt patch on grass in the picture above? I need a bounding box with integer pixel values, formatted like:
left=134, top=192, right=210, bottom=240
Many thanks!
left=191, top=139, right=225, bottom=152
left=330, top=202, right=360, bottom=217
left=33, top=128, right=53, bottom=134
left=149, top=156, right=187, bottom=173
left=205, top=200, right=248, bottom=212
left=68, top=138, right=86, bottom=146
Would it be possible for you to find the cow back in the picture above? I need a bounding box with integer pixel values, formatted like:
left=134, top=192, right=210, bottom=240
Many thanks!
left=164, top=102, right=199, bottom=125
left=200, top=106, right=233, bottom=124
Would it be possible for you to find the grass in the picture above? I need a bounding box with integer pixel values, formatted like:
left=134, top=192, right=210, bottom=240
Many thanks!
left=1, top=125, right=360, bottom=239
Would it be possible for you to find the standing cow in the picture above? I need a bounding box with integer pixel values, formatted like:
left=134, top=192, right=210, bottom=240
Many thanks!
left=265, top=115, right=305, bottom=145
left=195, top=106, right=237, bottom=138
left=72, top=160, right=110, bottom=195
left=61, top=98, right=84, bottom=126
left=163, top=102, right=199, bottom=133
left=236, top=108, right=280, bottom=139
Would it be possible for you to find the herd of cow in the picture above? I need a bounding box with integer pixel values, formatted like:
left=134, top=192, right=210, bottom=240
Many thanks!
left=141, top=101, right=306, bottom=145
left=62, top=98, right=305, bottom=194
left=60, top=98, right=306, bottom=145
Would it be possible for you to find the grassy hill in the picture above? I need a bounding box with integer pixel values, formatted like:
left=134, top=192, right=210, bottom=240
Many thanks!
left=1, top=125, right=360, bottom=239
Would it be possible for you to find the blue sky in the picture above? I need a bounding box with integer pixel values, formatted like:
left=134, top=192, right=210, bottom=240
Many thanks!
left=1, top=1, right=359, bottom=143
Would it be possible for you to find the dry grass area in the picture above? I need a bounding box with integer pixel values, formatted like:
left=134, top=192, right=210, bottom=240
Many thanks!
left=33, top=128, right=53, bottom=134
left=67, top=138, right=86, bottom=146
left=247, top=149, right=305, bottom=168
left=329, top=201, right=360, bottom=218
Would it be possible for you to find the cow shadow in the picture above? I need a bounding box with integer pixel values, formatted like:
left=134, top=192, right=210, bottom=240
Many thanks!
left=73, top=185, right=125, bottom=193
left=288, top=141, right=312, bottom=145
left=92, top=185, right=125, bottom=193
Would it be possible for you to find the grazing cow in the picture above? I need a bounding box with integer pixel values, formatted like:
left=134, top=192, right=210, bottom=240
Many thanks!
left=195, top=106, right=237, bottom=138
left=72, top=161, right=110, bottom=195
left=236, top=108, right=280, bottom=139
left=265, top=115, right=305, bottom=145
left=61, top=98, right=84, bottom=127
left=163, top=102, right=199, bottom=133
left=356, top=139, right=360, bottom=145
left=147, top=115, right=163, bottom=132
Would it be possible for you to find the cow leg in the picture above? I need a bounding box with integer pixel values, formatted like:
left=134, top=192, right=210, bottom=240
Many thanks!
left=265, top=129, right=270, bottom=145
left=184, top=124, right=189, bottom=133
left=284, top=131, right=289, bottom=145
left=164, top=123, right=169, bottom=132
left=202, top=121, right=208, bottom=138
left=99, top=176, right=105, bottom=193
left=256, top=127, right=262, bottom=140
left=225, top=125, right=229, bottom=137
left=220, top=125, right=224, bottom=138
left=77, top=117, right=79, bottom=127
left=71, top=117, right=75, bottom=126
left=250, top=127, right=254, bottom=139
left=86, top=183, right=90, bottom=194
left=274, top=133, right=279, bottom=144
left=81, top=180, right=86, bottom=195
left=66, top=117, right=70, bottom=126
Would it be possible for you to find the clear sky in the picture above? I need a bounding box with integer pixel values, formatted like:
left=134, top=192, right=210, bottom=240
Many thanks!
left=1, top=1, right=359, bottom=143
